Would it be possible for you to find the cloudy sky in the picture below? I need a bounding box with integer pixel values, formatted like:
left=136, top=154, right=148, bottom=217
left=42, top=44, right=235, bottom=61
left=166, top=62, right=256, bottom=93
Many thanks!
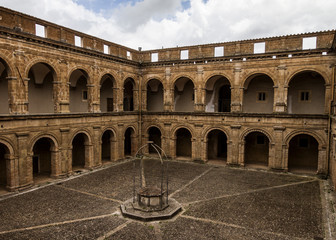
left=0, top=0, right=335, bottom=50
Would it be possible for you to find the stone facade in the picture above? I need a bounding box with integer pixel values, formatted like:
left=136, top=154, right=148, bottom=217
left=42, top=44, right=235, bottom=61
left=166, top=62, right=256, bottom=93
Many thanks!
left=0, top=7, right=335, bottom=192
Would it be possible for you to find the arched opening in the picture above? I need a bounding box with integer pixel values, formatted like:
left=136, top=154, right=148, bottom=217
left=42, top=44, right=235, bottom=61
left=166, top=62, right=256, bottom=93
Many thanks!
left=244, top=132, right=269, bottom=167
left=100, top=74, right=115, bottom=112
left=288, top=134, right=318, bottom=173
left=174, top=77, right=194, bottom=112
left=205, top=75, right=231, bottom=112
left=28, top=63, right=56, bottom=114
left=287, top=71, right=325, bottom=114
left=101, top=130, right=114, bottom=163
left=207, top=130, right=227, bottom=161
left=176, top=128, right=192, bottom=158
left=243, top=74, right=274, bottom=113
left=148, top=127, right=161, bottom=153
left=124, top=128, right=135, bottom=156
left=72, top=133, right=88, bottom=170
left=0, top=58, right=9, bottom=114
left=32, top=138, right=53, bottom=181
left=147, top=79, right=163, bottom=112
left=0, top=143, right=9, bottom=191
left=69, top=69, right=89, bottom=113
left=124, top=78, right=135, bottom=111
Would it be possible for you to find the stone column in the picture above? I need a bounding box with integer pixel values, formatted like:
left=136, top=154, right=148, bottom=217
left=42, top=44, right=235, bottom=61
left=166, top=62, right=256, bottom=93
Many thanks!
left=5, top=153, right=19, bottom=191
left=317, top=147, right=327, bottom=175
left=59, top=128, right=71, bottom=175
left=229, top=125, right=241, bottom=165
left=111, top=136, right=118, bottom=161
left=50, top=149, right=61, bottom=178
left=93, top=126, right=102, bottom=167
left=141, top=87, right=147, bottom=112
left=164, top=88, right=174, bottom=112
left=16, top=132, right=32, bottom=188
left=325, top=84, right=331, bottom=114
left=193, top=123, right=204, bottom=161
left=275, top=65, right=288, bottom=113
left=163, top=123, right=172, bottom=158
left=195, top=66, right=205, bottom=112
left=84, top=142, right=94, bottom=169
left=112, top=87, right=119, bottom=112
left=87, top=84, right=100, bottom=113
left=133, top=88, right=139, bottom=111
left=272, top=126, right=286, bottom=170
left=13, top=51, right=29, bottom=114
left=55, top=59, right=70, bottom=113
left=7, top=77, right=17, bottom=114
left=118, top=123, right=125, bottom=159
left=231, top=66, right=243, bottom=112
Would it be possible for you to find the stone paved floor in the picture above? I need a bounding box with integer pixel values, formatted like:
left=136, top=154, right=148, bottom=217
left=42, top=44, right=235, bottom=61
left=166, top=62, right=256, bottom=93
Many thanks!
left=0, top=159, right=335, bottom=240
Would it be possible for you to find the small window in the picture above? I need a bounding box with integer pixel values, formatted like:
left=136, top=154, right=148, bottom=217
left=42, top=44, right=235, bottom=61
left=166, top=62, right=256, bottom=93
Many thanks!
left=127, top=51, right=132, bottom=60
left=151, top=52, right=158, bottom=62
left=257, top=92, right=266, bottom=102
left=254, top=42, right=265, bottom=54
left=256, top=135, right=265, bottom=145
left=302, top=37, right=317, bottom=50
left=214, top=46, right=224, bottom=57
left=103, top=44, right=109, bottom=54
left=75, top=35, right=82, bottom=47
left=299, top=91, right=310, bottom=102
left=180, top=50, right=189, bottom=60
left=299, top=137, right=309, bottom=148
left=82, top=90, right=88, bottom=101
left=35, top=24, right=45, bottom=38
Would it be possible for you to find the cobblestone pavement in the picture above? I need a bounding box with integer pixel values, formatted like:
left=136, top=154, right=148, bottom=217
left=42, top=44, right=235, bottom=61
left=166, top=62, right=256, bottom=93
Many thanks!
left=0, top=159, right=335, bottom=240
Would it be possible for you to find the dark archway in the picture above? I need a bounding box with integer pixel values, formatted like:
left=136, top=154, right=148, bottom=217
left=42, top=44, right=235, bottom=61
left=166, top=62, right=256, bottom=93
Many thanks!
left=0, top=58, right=9, bottom=114
left=124, top=78, right=135, bottom=111
left=72, top=133, right=88, bottom=169
left=288, top=134, right=318, bottom=173
left=244, top=132, right=269, bottom=167
left=147, top=79, right=164, bottom=112
left=176, top=128, right=192, bottom=157
left=124, top=128, right=135, bottom=156
left=100, top=74, right=115, bottom=112
left=32, top=138, right=53, bottom=179
left=0, top=143, right=9, bottom=190
left=174, top=77, right=194, bottom=112
left=28, top=63, right=56, bottom=114
left=69, top=69, right=89, bottom=113
left=287, top=71, right=325, bottom=114
left=207, top=130, right=227, bottom=161
left=148, top=127, right=162, bottom=153
left=218, top=85, right=231, bottom=112
left=243, top=74, right=274, bottom=113
left=102, top=130, right=114, bottom=162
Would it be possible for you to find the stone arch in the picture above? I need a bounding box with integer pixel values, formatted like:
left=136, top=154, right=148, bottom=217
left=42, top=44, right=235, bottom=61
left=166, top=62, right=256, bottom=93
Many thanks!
left=242, top=73, right=275, bottom=113
left=285, top=68, right=329, bottom=86
left=287, top=70, right=326, bottom=114
left=101, top=127, right=118, bottom=162
left=204, top=73, right=233, bottom=88
left=146, top=78, right=164, bottom=112
left=241, top=71, right=276, bottom=89
left=0, top=57, right=13, bottom=114
left=124, top=126, right=137, bottom=156
left=202, top=127, right=231, bottom=142
left=205, top=74, right=232, bottom=112
left=144, top=76, right=164, bottom=86
left=100, top=73, right=116, bottom=112
left=98, top=71, right=118, bottom=85
left=205, top=128, right=229, bottom=161
left=29, top=133, right=59, bottom=153
left=24, top=58, right=59, bottom=79
left=0, top=138, right=15, bottom=191
left=30, top=135, right=60, bottom=179
left=0, top=54, right=14, bottom=77
left=173, top=76, right=195, bottom=112
left=67, top=66, right=92, bottom=84
left=69, top=68, right=90, bottom=113
left=172, top=74, right=195, bottom=88
left=284, top=130, right=325, bottom=148
left=240, top=128, right=274, bottom=144
left=70, top=130, right=93, bottom=170
left=171, top=124, right=195, bottom=139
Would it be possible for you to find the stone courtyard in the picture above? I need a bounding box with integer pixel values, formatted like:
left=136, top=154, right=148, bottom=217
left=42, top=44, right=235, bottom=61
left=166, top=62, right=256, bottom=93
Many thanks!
left=0, top=159, right=335, bottom=240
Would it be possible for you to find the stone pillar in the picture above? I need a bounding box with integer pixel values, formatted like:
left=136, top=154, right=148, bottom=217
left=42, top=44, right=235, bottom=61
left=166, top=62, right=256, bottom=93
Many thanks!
left=170, top=136, right=177, bottom=159
left=84, top=142, right=94, bottom=169
left=272, top=126, right=286, bottom=170
left=164, top=88, right=174, bottom=112
left=50, top=149, right=61, bottom=178
left=56, top=59, right=70, bottom=113
left=231, top=66, right=243, bottom=112
left=5, top=153, right=19, bottom=191
left=195, top=66, right=205, bottom=112
left=7, top=77, right=17, bottom=114
left=282, top=145, right=289, bottom=171
left=141, top=87, right=147, bottom=112
left=93, top=126, right=102, bottom=167
left=88, top=84, right=100, bottom=113
left=118, top=123, right=125, bottom=159
left=111, top=137, right=118, bottom=161
left=59, top=128, right=71, bottom=175
left=131, top=133, right=138, bottom=156
left=193, top=123, right=204, bottom=161
left=16, top=132, right=32, bottom=188
left=275, top=65, right=288, bottom=113
left=229, top=125, right=241, bottom=165
left=163, top=123, right=172, bottom=158
left=113, top=87, right=119, bottom=112
left=325, top=84, right=331, bottom=114
left=13, top=52, right=29, bottom=114
left=317, top=147, right=327, bottom=175
left=133, top=88, right=139, bottom=111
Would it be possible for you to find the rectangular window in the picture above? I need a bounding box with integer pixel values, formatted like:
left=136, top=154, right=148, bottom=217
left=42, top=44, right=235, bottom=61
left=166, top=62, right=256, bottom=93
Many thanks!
left=151, top=52, right=158, bottom=62
left=257, top=92, right=266, bottom=102
left=103, top=44, right=109, bottom=54
left=180, top=49, right=189, bottom=60
left=75, top=35, right=82, bottom=47
left=256, top=135, right=265, bottom=145
left=214, top=46, right=224, bottom=57
left=107, top=98, right=113, bottom=112
left=82, top=90, right=88, bottom=101
left=299, top=91, right=310, bottom=102
left=299, top=137, right=309, bottom=148
left=35, top=24, right=45, bottom=38
left=127, top=51, right=132, bottom=60
left=302, top=37, right=317, bottom=50
left=254, top=42, right=265, bottom=54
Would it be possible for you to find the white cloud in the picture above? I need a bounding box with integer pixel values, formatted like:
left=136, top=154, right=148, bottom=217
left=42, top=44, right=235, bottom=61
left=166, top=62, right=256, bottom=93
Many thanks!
left=0, top=0, right=335, bottom=50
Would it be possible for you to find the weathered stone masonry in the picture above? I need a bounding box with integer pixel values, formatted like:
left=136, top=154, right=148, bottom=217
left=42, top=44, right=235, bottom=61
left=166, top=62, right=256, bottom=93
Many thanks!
left=0, top=7, right=335, bottom=192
